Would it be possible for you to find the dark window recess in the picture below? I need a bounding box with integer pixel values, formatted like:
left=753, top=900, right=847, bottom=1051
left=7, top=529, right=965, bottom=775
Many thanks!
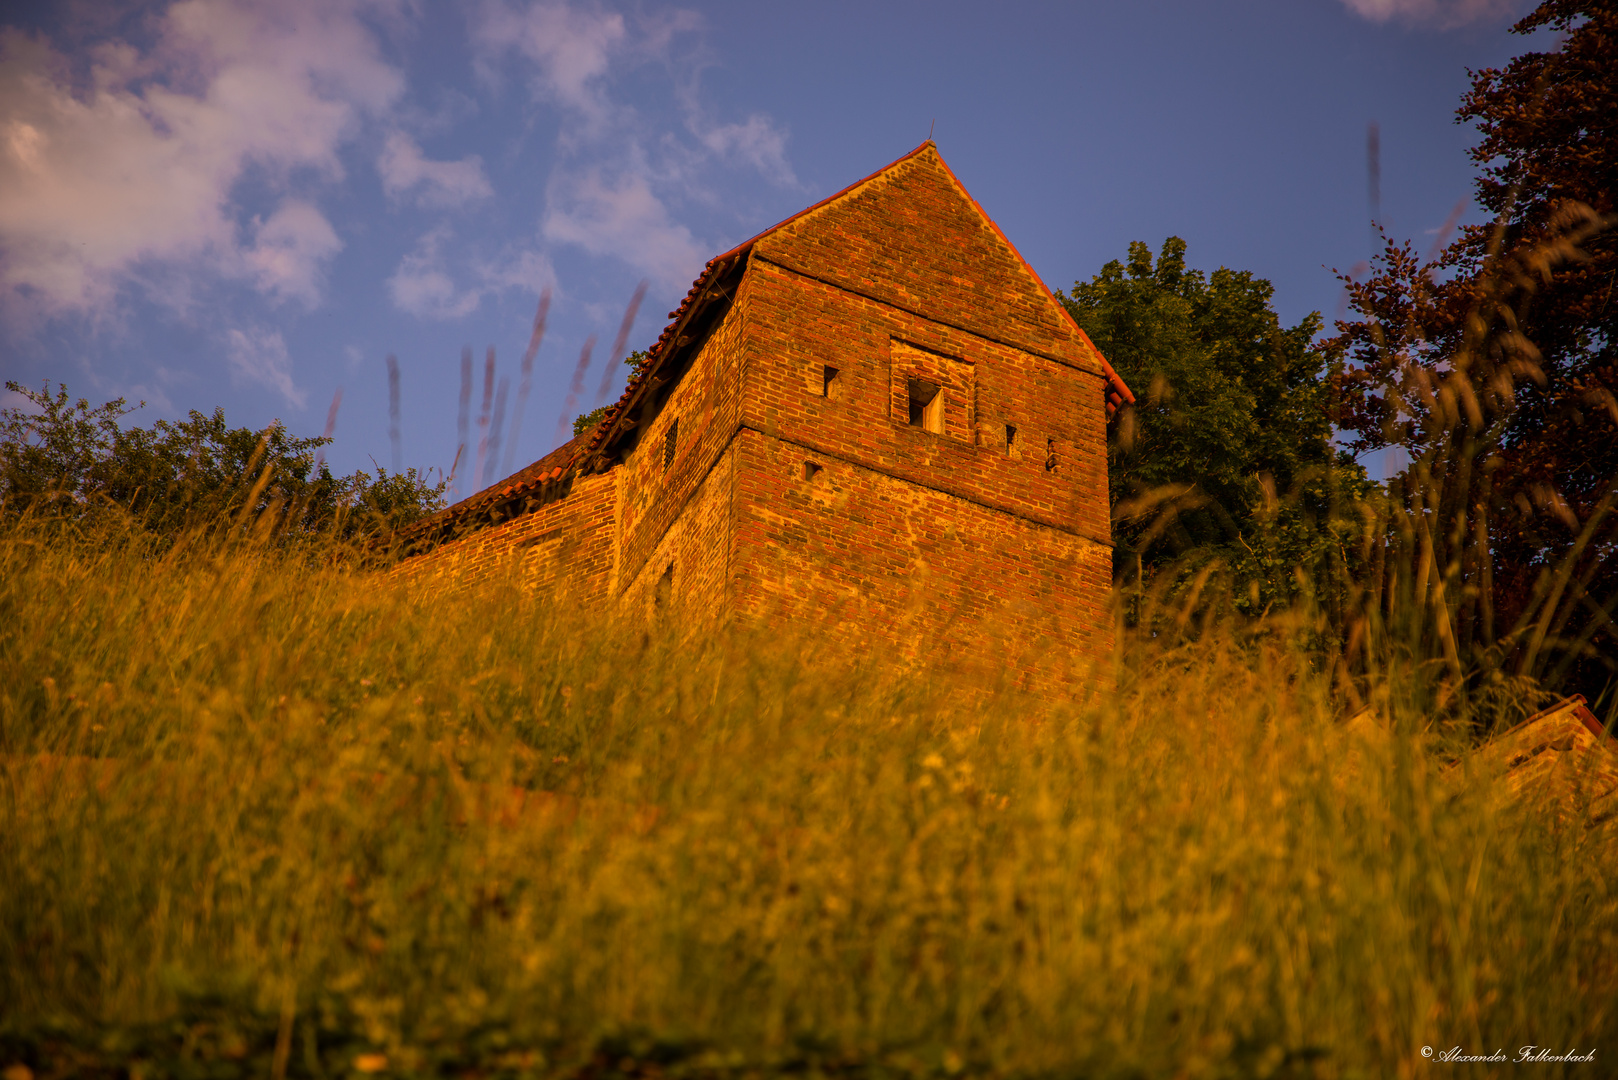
left=663, top=418, right=678, bottom=472
left=804, top=460, right=823, bottom=482
left=1005, top=424, right=1017, bottom=454
left=1045, top=437, right=1058, bottom=473
left=655, top=562, right=673, bottom=608
left=822, top=365, right=841, bottom=399
left=907, top=378, right=943, bottom=433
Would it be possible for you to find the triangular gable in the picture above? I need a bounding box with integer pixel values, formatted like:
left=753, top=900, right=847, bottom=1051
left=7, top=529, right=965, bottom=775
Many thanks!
left=751, top=143, right=1133, bottom=411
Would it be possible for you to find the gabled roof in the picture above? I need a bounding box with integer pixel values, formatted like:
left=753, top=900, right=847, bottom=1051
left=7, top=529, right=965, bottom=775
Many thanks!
left=397, top=142, right=1134, bottom=548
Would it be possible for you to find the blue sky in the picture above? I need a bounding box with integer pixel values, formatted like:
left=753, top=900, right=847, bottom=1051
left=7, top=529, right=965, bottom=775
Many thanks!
left=1, top=0, right=1547, bottom=497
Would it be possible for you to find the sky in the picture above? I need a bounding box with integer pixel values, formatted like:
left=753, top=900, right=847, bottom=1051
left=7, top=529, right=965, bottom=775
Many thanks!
left=0, top=0, right=1553, bottom=498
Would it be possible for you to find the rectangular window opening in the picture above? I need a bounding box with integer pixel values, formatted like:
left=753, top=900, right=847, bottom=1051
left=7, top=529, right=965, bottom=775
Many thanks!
left=1005, top=424, right=1017, bottom=454
left=907, top=378, right=943, bottom=434
left=662, top=417, right=678, bottom=472
left=1045, top=437, right=1058, bottom=473
left=804, top=460, right=823, bottom=482
left=822, top=365, right=841, bottom=399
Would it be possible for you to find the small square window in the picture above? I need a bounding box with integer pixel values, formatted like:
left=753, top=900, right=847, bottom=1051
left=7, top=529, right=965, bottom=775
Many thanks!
left=663, top=417, right=678, bottom=472
left=804, top=460, right=823, bottom=482
left=907, top=378, right=943, bottom=434
left=1005, top=424, right=1017, bottom=454
left=822, top=365, right=842, bottom=399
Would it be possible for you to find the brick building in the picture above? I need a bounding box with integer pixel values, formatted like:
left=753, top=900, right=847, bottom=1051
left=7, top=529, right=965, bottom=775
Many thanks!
left=396, top=142, right=1134, bottom=693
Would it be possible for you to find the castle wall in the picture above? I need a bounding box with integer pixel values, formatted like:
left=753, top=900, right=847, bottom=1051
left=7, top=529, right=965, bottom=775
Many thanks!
left=617, top=440, right=737, bottom=624
left=738, top=258, right=1111, bottom=546
left=727, top=427, right=1113, bottom=697
left=615, top=280, right=750, bottom=598
left=394, top=470, right=618, bottom=603
left=393, top=145, right=1121, bottom=696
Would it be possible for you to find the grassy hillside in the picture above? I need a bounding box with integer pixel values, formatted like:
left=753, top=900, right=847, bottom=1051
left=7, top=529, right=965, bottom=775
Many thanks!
left=1, top=518, right=1614, bottom=1079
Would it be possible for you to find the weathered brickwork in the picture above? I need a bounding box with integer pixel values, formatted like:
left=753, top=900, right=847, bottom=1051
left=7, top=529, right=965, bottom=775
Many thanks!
left=395, top=469, right=617, bottom=600
left=729, top=428, right=1112, bottom=692
left=396, top=143, right=1131, bottom=697
left=738, top=259, right=1110, bottom=544
left=1477, top=696, right=1618, bottom=814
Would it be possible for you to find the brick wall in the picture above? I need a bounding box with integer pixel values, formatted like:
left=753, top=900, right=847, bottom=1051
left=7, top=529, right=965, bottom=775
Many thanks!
left=738, top=259, right=1110, bottom=545
left=728, top=427, right=1111, bottom=696
left=617, top=277, right=749, bottom=597
left=393, top=470, right=618, bottom=604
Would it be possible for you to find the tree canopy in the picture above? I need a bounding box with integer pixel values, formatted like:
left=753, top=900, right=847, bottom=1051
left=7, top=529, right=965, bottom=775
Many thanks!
left=1327, top=0, right=1616, bottom=698
left=1, top=381, right=446, bottom=543
left=1059, top=238, right=1371, bottom=615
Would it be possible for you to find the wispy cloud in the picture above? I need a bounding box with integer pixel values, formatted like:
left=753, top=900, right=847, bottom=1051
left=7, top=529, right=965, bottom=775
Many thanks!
left=470, top=0, right=795, bottom=291
left=0, top=0, right=403, bottom=321
left=245, top=200, right=343, bottom=307
left=1338, top=0, right=1525, bottom=28
left=388, top=226, right=484, bottom=320
left=471, top=0, right=633, bottom=130
left=378, top=131, right=494, bottom=208
left=543, top=168, right=707, bottom=291
left=388, top=225, right=558, bottom=321
left=225, top=325, right=305, bottom=406
left=695, top=115, right=797, bottom=188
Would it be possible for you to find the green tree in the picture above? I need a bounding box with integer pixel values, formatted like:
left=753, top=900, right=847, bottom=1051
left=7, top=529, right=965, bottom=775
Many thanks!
left=573, top=349, right=652, bottom=436
left=1328, top=0, right=1616, bottom=700
left=1, top=382, right=445, bottom=542
left=1059, top=238, right=1372, bottom=615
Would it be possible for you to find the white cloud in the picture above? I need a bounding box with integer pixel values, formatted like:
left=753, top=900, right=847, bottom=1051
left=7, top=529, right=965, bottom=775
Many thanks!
left=1338, top=0, right=1525, bottom=27
left=225, top=325, right=305, bottom=406
left=244, top=200, right=342, bottom=306
left=387, top=226, right=557, bottom=320
left=543, top=168, right=705, bottom=291
left=378, top=131, right=494, bottom=208
left=0, top=0, right=404, bottom=320
left=470, top=1, right=795, bottom=290
left=471, top=0, right=629, bottom=128
left=696, top=114, right=796, bottom=188
left=477, top=247, right=557, bottom=295
left=387, top=226, right=483, bottom=320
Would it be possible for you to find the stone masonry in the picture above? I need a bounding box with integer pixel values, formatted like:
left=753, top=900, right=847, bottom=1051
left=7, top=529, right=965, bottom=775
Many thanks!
left=394, top=142, right=1135, bottom=696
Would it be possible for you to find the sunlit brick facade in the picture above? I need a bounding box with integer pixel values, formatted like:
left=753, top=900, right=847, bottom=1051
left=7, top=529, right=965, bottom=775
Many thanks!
left=396, top=143, right=1133, bottom=694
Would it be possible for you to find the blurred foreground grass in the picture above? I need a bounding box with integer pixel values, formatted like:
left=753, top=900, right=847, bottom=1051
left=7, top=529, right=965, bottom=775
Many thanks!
left=1, top=519, right=1615, bottom=1079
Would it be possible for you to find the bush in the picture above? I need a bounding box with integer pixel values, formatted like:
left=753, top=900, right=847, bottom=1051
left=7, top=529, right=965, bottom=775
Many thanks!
left=0, top=381, right=445, bottom=546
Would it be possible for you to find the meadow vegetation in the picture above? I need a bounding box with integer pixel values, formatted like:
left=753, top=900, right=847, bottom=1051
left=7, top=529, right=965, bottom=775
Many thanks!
left=3, top=4, right=1615, bottom=1076
left=1, top=509, right=1615, bottom=1079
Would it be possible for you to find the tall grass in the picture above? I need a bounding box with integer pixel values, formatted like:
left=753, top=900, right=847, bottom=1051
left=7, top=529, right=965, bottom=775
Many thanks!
left=2, top=514, right=1614, bottom=1079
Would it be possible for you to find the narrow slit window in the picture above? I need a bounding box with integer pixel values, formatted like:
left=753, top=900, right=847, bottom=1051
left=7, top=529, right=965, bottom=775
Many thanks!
left=822, top=365, right=841, bottom=399
left=1045, top=437, right=1058, bottom=473
left=907, top=378, right=943, bottom=434
left=1005, top=424, right=1017, bottom=454
left=663, top=417, right=678, bottom=472
left=655, top=562, right=673, bottom=609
